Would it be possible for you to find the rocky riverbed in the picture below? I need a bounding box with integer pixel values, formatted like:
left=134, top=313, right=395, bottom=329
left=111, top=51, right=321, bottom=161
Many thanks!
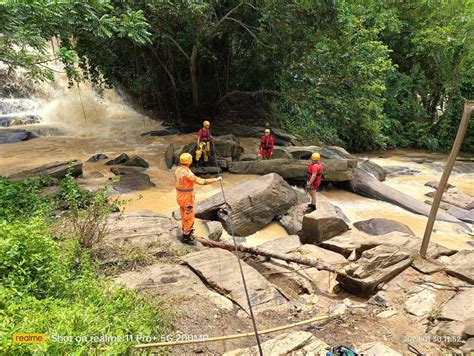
left=1, top=125, right=473, bottom=354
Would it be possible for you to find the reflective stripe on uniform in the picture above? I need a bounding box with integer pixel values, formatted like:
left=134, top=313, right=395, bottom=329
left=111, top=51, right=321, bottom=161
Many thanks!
left=176, top=188, right=193, bottom=192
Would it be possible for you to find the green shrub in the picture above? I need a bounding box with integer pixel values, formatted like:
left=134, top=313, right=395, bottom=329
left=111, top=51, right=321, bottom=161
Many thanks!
left=0, top=176, right=173, bottom=354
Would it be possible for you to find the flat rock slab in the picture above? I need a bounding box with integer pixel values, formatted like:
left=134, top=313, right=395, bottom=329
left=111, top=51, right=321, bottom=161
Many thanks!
left=425, top=180, right=455, bottom=190
left=356, top=342, right=402, bottom=355
left=443, top=250, right=474, bottom=284
left=257, top=235, right=301, bottom=254
left=278, top=203, right=309, bottom=235
left=228, top=158, right=354, bottom=182
left=439, top=289, right=474, bottom=322
left=110, top=166, right=146, bottom=175
left=181, top=248, right=286, bottom=313
left=114, top=263, right=233, bottom=311
left=426, top=190, right=474, bottom=211
left=204, top=220, right=223, bottom=241
left=354, top=218, right=414, bottom=236
left=321, top=230, right=456, bottom=260
left=300, top=201, right=350, bottom=244
left=224, top=331, right=329, bottom=356
left=291, top=244, right=347, bottom=265
left=8, top=160, right=83, bottom=180
left=102, top=210, right=183, bottom=253
left=412, top=258, right=445, bottom=275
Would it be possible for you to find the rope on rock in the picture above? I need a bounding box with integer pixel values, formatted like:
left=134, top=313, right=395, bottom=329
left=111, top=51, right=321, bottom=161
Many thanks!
left=134, top=313, right=336, bottom=349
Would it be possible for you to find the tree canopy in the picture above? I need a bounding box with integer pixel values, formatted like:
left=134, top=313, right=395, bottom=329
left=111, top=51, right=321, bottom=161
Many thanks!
left=1, top=0, right=473, bottom=152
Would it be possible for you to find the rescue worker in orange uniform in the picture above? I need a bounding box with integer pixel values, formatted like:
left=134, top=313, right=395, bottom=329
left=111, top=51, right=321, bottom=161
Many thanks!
left=257, top=128, right=275, bottom=160
left=175, top=153, right=222, bottom=245
left=196, top=120, right=213, bottom=164
left=307, top=152, right=323, bottom=212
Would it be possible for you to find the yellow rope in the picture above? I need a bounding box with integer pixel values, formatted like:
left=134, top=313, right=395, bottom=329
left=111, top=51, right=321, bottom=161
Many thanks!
left=134, top=313, right=335, bottom=349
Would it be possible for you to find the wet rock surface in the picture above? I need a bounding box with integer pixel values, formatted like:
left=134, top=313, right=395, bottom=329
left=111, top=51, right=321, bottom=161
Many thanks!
left=353, top=218, right=414, bottom=236
left=0, top=128, right=37, bottom=144
left=87, top=153, right=108, bottom=162
left=7, top=160, right=83, bottom=180
left=112, top=172, right=155, bottom=193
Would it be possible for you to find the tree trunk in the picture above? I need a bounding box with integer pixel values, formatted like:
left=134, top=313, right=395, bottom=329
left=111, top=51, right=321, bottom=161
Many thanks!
left=195, top=237, right=347, bottom=277
left=190, top=44, right=200, bottom=108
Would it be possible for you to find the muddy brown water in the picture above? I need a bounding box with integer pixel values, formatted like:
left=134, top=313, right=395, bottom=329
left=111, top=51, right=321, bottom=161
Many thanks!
left=0, top=132, right=472, bottom=251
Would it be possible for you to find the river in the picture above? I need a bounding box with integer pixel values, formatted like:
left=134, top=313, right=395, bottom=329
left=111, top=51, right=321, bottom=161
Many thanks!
left=0, top=71, right=472, bottom=251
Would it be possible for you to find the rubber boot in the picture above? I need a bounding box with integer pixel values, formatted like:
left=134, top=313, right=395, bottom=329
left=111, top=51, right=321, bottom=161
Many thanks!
left=182, top=231, right=196, bottom=246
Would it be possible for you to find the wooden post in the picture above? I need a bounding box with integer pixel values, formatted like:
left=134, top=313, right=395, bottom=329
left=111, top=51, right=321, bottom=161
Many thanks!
left=420, top=101, right=473, bottom=257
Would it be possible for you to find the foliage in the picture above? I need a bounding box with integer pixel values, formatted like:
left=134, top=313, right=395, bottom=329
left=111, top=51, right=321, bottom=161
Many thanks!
left=0, top=176, right=172, bottom=353
left=0, top=0, right=150, bottom=83
left=2, top=0, right=473, bottom=152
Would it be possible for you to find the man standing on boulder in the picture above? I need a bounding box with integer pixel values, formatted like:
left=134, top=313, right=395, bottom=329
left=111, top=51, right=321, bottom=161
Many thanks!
left=196, top=120, right=213, bottom=165
left=175, top=153, right=222, bottom=245
left=258, top=128, right=274, bottom=160
left=307, top=152, right=323, bottom=212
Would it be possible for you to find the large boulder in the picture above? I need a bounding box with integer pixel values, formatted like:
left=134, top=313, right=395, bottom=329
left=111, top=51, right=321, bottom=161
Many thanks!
left=338, top=244, right=412, bottom=296
left=340, top=168, right=467, bottom=226
left=272, top=147, right=292, bottom=159
left=285, top=145, right=356, bottom=160
left=106, top=153, right=130, bottom=165
left=7, top=160, right=83, bottom=180
left=353, top=218, right=414, bottom=236
left=358, top=160, right=386, bottom=181
left=278, top=203, right=308, bottom=235
left=110, top=166, right=146, bottom=175
left=228, top=158, right=355, bottom=182
left=280, top=202, right=349, bottom=236
left=211, top=123, right=296, bottom=146
left=123, top=155, right=149, bottom=168
left=439, top=289, right=474, bottom=322
left=176, top=138, right=244, bottom=162
left=204, top=220, right=223, bottom=241
left=87, top=153, right=108, bottom=162
left=0, top=114, right=40, bottom=127
left=300, top=201, right=350, bottom=244
left=181, top=249, right=286, bottom=313
left=190, top=166, right=222, bottom=175
left=442, top=250, right=474, bottom=284
left=112, top=172, right=155, bottom=193
left=213, top=139, right=244, bottom=160
left=165, top=144, right=175, bottom=169
left=177, top=173, right=297, bottom=236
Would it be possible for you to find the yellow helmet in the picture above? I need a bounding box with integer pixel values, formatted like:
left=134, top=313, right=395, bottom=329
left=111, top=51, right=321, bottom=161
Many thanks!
left=180, top=153, right=193, bottom=165
left=203, top=120, right=210, bottom=128
left=264, top=128, right=270, bottom=134
left=311, top=152, right=320, bottom=161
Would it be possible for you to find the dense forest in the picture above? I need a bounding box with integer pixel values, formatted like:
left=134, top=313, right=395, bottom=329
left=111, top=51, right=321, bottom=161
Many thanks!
left=1, top=0, right=473, bottom=151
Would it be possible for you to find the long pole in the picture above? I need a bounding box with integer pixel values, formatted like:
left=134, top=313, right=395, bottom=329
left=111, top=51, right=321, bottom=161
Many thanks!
left=420, top=101, right=473, bottom=257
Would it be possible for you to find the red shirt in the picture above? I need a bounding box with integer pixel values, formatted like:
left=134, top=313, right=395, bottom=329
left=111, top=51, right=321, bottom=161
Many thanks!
left=259, top=135, right=274, bottom=153
left=198, top=128, right=212, bottom=142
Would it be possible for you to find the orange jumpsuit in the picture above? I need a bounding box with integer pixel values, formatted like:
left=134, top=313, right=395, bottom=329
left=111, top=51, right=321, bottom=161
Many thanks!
left=175, top=165, right=218, bottom=234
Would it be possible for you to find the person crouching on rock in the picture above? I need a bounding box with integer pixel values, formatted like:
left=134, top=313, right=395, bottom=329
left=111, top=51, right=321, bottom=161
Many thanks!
left=196, top=120, right=213, bottom=165
left=258, top=128, right=274, bottom=160
left=175, top=153, right=222, bottom=245
left=306, top=152, right=323, bottom=212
